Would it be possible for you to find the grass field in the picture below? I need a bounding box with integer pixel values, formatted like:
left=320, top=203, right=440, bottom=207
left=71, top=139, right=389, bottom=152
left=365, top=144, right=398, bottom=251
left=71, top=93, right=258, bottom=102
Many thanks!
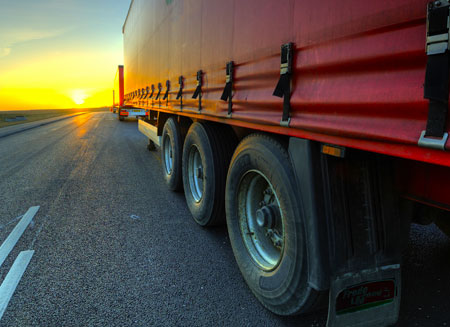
left=0, top=108, right=109, bottom=128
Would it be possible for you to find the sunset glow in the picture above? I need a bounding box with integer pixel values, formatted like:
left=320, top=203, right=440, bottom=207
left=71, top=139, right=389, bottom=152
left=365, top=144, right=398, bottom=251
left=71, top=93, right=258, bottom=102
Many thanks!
left=0, top=0, right=130, bottom=110
left=71, top=90, right=88, bottom=105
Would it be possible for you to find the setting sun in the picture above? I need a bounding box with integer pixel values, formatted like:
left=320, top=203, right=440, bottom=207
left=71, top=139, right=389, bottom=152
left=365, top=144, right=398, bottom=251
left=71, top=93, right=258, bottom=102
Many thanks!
left=71, top=90, right=87, bottom=105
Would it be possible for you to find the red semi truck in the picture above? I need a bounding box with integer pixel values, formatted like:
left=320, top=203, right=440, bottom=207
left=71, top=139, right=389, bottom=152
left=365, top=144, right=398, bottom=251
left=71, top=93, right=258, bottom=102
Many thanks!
left=119, top=0, right=450, bottom=326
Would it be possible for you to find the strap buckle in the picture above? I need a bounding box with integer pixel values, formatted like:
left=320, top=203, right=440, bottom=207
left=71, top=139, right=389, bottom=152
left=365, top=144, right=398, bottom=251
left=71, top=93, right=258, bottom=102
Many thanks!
left=418, top=130, right=449, bottom=150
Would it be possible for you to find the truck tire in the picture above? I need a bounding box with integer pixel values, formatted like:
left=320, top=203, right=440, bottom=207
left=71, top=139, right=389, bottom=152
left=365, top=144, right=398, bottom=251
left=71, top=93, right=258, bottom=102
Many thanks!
left=225, top=134, right=324, bottom=315
left=182, top=122, right=235, bottom=226
left=161, top=117, right=183, bottom=191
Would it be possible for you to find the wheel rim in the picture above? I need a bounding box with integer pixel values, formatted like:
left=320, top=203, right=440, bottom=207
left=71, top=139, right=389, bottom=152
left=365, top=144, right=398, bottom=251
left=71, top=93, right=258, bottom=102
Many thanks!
left=238, top=170, right=284, bottom=271
left=187, top=145, right=204, bottom=202
left=163, top=134, right=173, bottom=175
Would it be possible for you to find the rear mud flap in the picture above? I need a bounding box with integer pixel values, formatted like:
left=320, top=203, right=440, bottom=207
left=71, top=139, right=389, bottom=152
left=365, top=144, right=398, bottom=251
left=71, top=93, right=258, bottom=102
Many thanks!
left=327, top=264, right=401, bottom=327
left=318, top=149, right=410, bottom=327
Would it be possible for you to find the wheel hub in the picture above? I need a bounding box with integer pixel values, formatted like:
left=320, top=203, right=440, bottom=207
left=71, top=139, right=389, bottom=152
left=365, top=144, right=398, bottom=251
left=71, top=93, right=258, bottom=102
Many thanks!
left=163, top=135, right=173, bottom=175
left=238, top=170, right=285, bottom=271
left=256, top=204, right=278, bottom=228
left=188, top=145, right=204, bottom=203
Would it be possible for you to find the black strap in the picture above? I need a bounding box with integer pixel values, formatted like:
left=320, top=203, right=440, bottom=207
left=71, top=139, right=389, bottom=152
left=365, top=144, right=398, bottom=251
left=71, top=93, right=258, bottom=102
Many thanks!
left=424, top=52, right=449, bottom=137
left=424, top=2, right=450, bottom=138
left=221, top=82, right=232, bottom=115
left=273, top=73, right=291, bottom=122
left=163, top=80, right=170, bottom=100
left=155, top=83, right=162, bottom=100
left=192, top=70, right=203, bottom=111
left=176, top=76, right=183, bottom=100
left=425, top=100, right=448, bottom=137
left=273, top=43, right=294, bottom=123
left=192, top=70, right=202, bottom=99
left=192, top=86, right=201, bottom=99
left=220, top=61, right=234, bottom=115
left=176, top=76, right=183, bottom=110
left=149, top=85, right=154, bottom=99
left=220, top=83, right=232, bottom=101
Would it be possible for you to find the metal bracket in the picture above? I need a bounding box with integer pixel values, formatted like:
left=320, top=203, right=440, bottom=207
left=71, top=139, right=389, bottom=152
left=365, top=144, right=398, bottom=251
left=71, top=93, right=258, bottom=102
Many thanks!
left=426, top=0, right=450, bottom=55
left=418, top=130, right=448, bottom=150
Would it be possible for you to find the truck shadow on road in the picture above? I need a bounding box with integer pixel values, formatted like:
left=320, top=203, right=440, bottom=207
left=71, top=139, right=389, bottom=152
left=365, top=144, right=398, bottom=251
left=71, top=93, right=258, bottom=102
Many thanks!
left=205, top=221, right=450, bottom=327
left=397, top=223, right=450, bottom=326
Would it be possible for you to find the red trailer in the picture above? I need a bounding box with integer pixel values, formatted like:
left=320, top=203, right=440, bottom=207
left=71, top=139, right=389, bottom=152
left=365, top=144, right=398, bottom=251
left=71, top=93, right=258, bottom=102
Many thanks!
left=114, top=64, right=146, bottom=120
left=121, top=0, right=450, bottom=325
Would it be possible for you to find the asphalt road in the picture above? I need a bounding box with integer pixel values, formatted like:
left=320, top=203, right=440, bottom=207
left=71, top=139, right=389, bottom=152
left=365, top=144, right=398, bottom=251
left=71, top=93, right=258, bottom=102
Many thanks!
left=0, top=112, right=448, bottom=326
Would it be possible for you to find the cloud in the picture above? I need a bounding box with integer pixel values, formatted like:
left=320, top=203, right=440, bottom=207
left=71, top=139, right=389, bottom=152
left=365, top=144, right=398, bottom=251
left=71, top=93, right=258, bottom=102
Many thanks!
left=0, top=28, right=67, bottom=58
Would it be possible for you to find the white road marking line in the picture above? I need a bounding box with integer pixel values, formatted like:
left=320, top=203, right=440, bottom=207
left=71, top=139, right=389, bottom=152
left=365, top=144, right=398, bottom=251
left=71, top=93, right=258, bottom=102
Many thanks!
left=0, top=250, right=34, bottom=319
left=0, top=206, right=39, bottom=268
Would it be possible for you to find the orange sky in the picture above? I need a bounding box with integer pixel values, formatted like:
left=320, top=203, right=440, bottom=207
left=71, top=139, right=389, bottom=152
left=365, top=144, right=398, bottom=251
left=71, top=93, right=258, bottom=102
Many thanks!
left=0, top=0, right=130, bottom=110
